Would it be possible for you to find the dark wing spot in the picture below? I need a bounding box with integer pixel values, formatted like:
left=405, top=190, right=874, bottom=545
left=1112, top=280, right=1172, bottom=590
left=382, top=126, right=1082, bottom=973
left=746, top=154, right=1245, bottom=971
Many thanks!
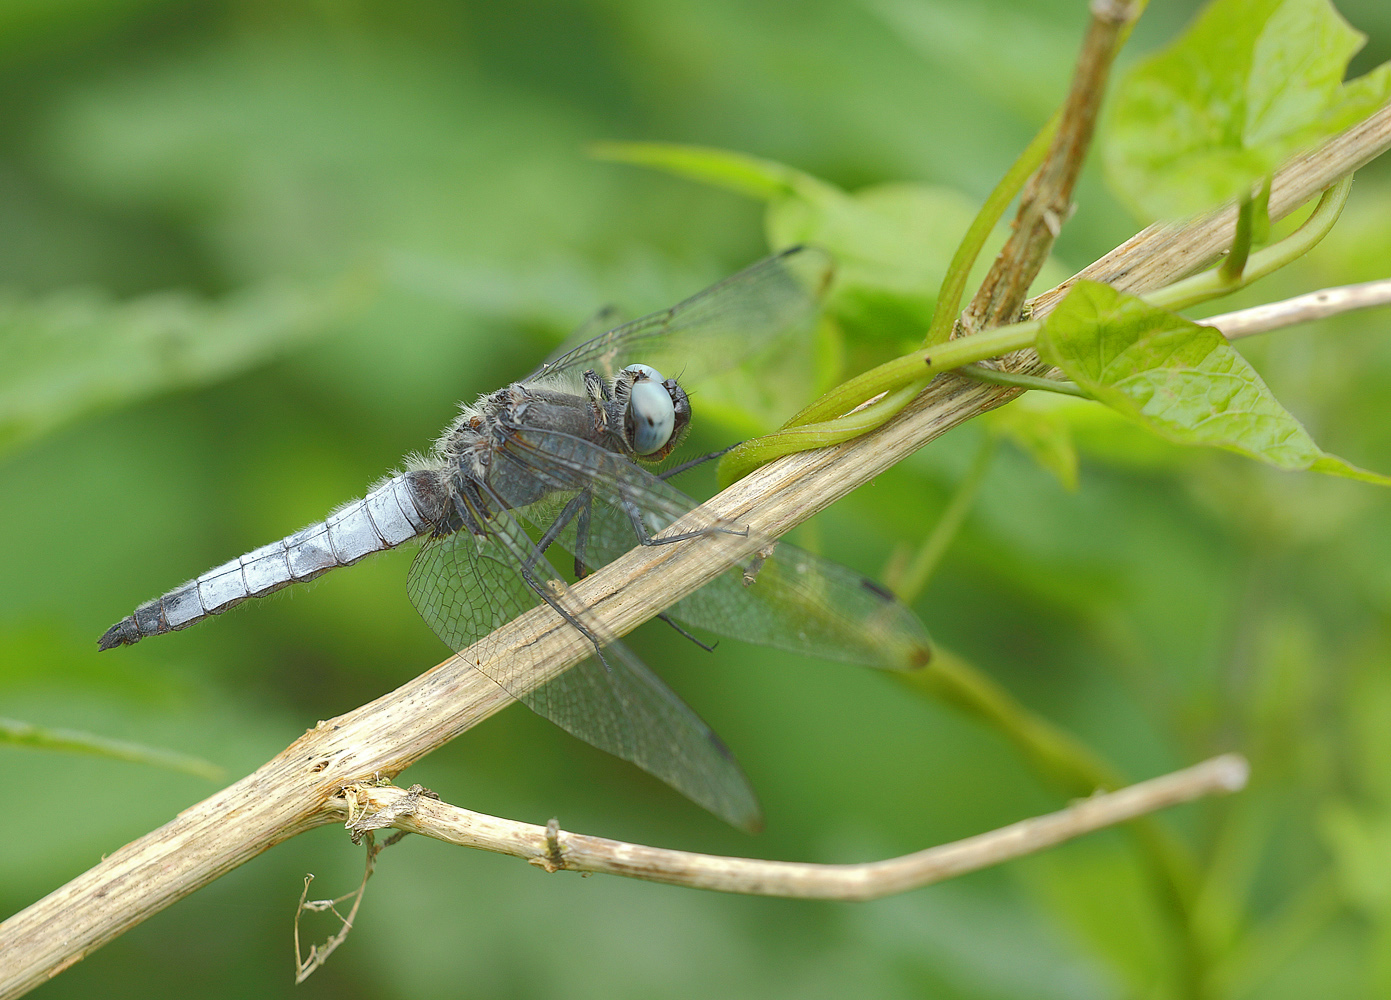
left=859, top=577, right=896, bottom=602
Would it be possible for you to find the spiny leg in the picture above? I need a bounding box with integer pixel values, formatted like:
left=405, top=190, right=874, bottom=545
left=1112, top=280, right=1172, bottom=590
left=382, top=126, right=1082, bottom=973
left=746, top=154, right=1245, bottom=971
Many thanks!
left=568, top=488, right=717, bottom=654
left=620, top=495, right=747, bottom=547
left=527, top=491, right=588, bottom=576
left=472, top=482, right=613, bottom=670
left=657, top=444, right=736, bottom=481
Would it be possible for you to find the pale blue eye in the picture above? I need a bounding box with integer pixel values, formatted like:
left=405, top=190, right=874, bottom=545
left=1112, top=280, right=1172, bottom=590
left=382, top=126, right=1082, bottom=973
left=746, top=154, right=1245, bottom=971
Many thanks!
left=624, top=365, right=675, bottom=455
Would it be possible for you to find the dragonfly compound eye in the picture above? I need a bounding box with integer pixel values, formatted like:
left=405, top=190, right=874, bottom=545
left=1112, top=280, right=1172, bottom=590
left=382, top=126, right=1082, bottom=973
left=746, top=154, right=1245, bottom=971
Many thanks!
left=623, top=365, right=677, bottom=456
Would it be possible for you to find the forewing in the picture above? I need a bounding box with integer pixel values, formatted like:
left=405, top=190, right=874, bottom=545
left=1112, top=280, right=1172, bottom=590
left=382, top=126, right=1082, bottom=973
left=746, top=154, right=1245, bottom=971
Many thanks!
left=406, top=513, right=761, bottom=831
left=530, top=246, right=832, bottom=393
left=665, top=541, right=933, bottom=671
left=496, top=427, right=932, bottom=671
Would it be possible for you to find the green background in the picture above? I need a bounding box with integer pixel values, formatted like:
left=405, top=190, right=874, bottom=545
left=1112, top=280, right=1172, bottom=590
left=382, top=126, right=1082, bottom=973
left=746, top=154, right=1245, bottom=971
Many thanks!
left=3, top=1, right=1391, bottom=997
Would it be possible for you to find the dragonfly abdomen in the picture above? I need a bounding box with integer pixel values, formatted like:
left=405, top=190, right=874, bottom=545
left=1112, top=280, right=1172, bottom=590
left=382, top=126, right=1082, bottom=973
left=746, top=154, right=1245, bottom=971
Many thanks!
left=97, top=473, right=440, bottom=649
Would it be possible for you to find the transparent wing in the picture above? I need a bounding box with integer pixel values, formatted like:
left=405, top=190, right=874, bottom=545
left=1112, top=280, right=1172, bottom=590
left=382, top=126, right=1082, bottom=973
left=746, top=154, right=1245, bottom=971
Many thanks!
left=494, top=427, right=933, bottom=671
left=406, top=507, right=762, bottom=832
left=528, top=246, right=833, bottom=393
left=666, top=541, right=933, bottom=671
left=562, top=304, right=626, bottom=346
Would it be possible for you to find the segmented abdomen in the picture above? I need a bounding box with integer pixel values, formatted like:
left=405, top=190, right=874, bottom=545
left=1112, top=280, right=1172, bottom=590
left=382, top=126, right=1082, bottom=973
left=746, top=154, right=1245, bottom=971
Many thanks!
left=97, top=473, right=439, bottom=649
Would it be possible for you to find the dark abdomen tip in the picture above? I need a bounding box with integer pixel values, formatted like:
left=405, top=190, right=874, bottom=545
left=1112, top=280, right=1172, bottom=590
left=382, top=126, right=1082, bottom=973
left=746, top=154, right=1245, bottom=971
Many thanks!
left=97, top=619, right=140, bottom=650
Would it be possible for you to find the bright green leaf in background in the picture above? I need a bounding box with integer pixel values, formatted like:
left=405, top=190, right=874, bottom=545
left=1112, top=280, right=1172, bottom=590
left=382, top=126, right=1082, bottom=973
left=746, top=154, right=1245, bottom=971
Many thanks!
left=0, top=717, right=222, bottom=780
left=590, top=142, right=818, bottom=202
left=1104, top=0, right=1391, bottom=220
left=983, top=394, right=1080, bottom=493
left=767, top=181, right=985, bottom=345
left=594, top=143, right=1063, bottom=350
left=1037, top=280, right=1391, bottom=486
left=0, top=279, right=361, bottom=459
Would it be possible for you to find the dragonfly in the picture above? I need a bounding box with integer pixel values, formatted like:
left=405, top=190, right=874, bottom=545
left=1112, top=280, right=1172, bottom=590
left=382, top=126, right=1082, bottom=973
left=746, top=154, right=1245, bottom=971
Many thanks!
left=99, top=247, right=931, bottom=831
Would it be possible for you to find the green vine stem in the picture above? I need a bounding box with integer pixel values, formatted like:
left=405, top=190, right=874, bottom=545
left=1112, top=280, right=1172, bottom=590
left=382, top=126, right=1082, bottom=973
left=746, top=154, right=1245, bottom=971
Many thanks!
left=898, top=646, right=1203, bottom=924
left=887, top=436, right=997, bottom=605
left=958, top=364, right=1089, bottom=397
left=1219, top=194, right=1257, bottom=283
left=924, top=119, right=1057, bottom=347
left=717, top=174, right=1353, bottom=488
left=1147, top=175, right=1351, bottom=313
left=1251, top=174, right=1273, bottom=245
left=905, top=646, right=1124, bottom=794
left=1220, top=177, right=1275, bottom=283
left=718, top=324, right=1035, bottom=485
left=716, top=383, right=924, bottom=487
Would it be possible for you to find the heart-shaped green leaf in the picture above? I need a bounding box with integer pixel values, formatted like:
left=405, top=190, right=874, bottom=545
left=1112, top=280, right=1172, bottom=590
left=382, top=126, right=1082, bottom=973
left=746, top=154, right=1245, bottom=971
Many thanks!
left=1037, top=280, right=1391, bottom=486
left=1104, top=0, right=1391, bottom=221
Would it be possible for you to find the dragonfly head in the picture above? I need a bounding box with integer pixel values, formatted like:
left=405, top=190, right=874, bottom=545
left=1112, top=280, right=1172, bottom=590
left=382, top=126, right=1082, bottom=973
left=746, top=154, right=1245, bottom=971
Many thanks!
left=619, top=363, right=690, bottom=461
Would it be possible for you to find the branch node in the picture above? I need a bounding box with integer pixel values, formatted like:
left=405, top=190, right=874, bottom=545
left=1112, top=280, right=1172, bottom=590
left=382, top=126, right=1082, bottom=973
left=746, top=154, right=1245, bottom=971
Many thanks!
left=343, top=781, right=437, bottom=845
left=533, top=817, right=567, bottom=873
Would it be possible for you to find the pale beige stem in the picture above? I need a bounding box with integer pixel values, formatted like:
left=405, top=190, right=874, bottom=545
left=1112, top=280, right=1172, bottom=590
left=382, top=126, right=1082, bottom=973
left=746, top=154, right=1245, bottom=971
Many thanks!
left=333, top=755, right=1248, bottom=900
left=1201, top=278, right=1391, bottom=339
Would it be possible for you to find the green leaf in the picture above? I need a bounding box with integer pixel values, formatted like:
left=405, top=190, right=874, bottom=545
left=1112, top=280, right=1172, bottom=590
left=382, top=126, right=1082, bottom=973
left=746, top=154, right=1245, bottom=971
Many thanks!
left=0, top=278, right=363, bottom=459
left=984, top=394, right=1080, bottom=492
left=1320, top=801, right=1391, bottom=915
left=767, top=181, right=997, bottom=345
left=772, top=182, right=1067, bottom=349
left=0, top=717, right=223, bottom=780
left=589, top=142, right=828, bottom=202
left=592, top=143, right=1058, bottom=350
left=1104, top=0, right=1391, bottom=220
left=1036, top=281, right=1391, bottom=486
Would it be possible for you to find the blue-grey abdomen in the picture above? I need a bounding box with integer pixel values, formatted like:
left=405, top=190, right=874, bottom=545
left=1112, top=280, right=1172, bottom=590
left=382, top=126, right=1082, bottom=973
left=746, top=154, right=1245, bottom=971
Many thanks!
left=98, top=473, right=437, bottom=649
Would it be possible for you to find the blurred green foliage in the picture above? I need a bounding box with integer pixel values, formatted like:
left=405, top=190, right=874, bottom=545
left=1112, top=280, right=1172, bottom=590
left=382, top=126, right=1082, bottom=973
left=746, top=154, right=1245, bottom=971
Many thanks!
left=1105, top=0, right=1391, bottom=221
left=2, top=1, right=1391, bottom=998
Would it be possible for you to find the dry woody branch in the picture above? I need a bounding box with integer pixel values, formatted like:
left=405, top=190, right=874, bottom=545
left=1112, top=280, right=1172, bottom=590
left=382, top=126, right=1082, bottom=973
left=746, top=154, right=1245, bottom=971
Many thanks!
left=960, top=0, right=1137, bottom=335
left=330, top=755, right=1248, bottom=900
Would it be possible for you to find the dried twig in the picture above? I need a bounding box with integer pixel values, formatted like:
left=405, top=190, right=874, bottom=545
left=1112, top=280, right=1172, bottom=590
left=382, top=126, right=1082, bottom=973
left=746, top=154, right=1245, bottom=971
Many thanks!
left=326, top=755, right=1248, bottom=901
left=1201, top=277, right=1391, bottom=339
left=293, top=835, right=379, bottom=984
left=960, top=0, right=1137, bottom=336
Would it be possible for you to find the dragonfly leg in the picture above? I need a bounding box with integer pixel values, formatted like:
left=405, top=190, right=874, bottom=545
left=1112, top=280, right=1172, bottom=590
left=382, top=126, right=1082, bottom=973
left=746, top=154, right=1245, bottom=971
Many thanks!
left=656, top=615, right=718, bottom=652
left=565, top=491, right=717, bottom=654
left=573, top=492, right=592, bottom=579
left=473, top=480, right=613, bottom=670
left=528, top=492, right=588, bottom=575
left=657, top=444, right=735, bottom=481
left=582, top=369, right=610, bottom=436
left=620, top=496, right=748, bottom=546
